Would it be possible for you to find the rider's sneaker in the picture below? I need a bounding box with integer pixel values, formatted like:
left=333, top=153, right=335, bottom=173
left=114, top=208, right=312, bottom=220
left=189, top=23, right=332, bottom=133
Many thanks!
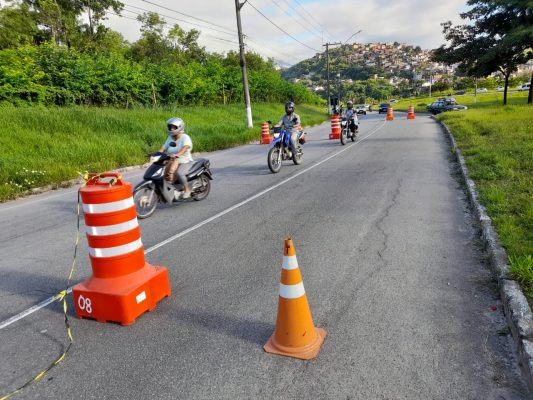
left=174, top=190, right=183, bottom=200
left=182, top=191, right=191, bottom=199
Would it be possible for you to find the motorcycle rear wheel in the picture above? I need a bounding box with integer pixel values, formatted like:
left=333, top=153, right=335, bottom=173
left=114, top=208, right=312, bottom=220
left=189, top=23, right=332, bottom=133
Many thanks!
left=268, top=147, right=282, bottom=173
left=292, top=145, right=303, bottom=165
left=192, top=174, right=210, bottom=201
left=133, top=186, right=158, bottom=219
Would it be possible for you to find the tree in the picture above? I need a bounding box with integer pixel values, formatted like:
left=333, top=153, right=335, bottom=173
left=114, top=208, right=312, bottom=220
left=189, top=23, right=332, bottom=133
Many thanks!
left=433, top=0, right=533, bottom=104
left=0, top=4, right=38, bottom=49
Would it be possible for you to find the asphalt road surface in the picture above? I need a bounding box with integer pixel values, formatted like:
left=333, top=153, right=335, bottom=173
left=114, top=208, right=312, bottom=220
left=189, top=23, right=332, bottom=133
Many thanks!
left=0, top=112, right=529, bottom=399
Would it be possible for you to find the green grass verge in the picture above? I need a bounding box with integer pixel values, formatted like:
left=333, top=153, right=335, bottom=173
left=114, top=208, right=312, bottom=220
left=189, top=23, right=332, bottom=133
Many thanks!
left=437, top=104, right=533, bottom=303
left=0, top=103, right=328, bottom=201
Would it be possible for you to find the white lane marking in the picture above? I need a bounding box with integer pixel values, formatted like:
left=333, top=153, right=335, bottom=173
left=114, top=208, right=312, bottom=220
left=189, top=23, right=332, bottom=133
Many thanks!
left=0, top=122, right=385, bottom=330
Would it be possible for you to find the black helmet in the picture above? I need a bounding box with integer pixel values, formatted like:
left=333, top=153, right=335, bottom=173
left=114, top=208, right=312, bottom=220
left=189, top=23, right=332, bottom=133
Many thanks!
left=285, top=101, right=295, bottom=113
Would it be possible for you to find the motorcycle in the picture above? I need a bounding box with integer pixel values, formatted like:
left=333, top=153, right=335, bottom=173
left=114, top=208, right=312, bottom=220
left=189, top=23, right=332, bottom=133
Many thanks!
left=340, top=117, right=358, bottom=145
left=267, top=122, right=305, bottom=174
left=133, top=147, right=213, bottom=219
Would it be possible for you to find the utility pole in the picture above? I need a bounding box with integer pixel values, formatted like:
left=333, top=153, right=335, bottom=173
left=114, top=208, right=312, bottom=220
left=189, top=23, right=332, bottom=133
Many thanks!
left=323, top=42, right=341, bottom=114
left=234, top=0, right=253, bottom=128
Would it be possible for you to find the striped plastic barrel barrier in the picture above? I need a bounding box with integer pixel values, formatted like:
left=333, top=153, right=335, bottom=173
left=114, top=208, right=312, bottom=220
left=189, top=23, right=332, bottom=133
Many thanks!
left=73, top=172, right=170, bottom=325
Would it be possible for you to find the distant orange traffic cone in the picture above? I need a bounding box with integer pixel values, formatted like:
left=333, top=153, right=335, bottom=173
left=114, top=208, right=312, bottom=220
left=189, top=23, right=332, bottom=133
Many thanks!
left=260, top=122, right=272, bottom=144
left=407, top=105, right=415, bottom=120
left=386, top=106, right=394, bottom=121
left=264, top=238, right=326, bottom=360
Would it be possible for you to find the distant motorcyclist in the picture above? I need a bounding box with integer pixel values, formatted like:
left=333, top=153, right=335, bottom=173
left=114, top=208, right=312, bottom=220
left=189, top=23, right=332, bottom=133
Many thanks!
left=159, top=117, right=193, bottom=199
left=342, top=100, right=359, bottom=136
left=276, top=101, right=303, bottom=154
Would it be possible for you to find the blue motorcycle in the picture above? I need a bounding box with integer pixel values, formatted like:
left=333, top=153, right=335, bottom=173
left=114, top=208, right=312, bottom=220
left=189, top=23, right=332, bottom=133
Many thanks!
left=267, top=124, right=304, bottom=173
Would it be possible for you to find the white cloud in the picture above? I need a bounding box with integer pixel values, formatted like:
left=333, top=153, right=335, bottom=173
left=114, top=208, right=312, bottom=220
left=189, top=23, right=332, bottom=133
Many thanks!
left=104, top=0, right=468, bottom=66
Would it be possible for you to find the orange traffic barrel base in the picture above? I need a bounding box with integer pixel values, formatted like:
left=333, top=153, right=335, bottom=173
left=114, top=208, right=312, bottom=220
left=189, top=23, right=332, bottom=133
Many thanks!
left=73, top=263, right=170, bottom=325
left=261, top=134, right=273, bottom=144
left=407, top=114, right=415, bottom=120
left=264, top=327, right=326, bottom=360
left=329, top=132, right=340, bottom=140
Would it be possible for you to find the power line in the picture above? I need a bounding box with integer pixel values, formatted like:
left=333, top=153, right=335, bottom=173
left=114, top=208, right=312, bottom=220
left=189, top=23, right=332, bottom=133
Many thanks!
left=122, top=4, right=300, bottom=66
left=291, top=0, right=336, bottom=41
left=270, top=0, right=323, bottom=43
left=247, top=0, right=320, bottom=53
left=141, top=0, right=237, bottom=35
left=124, top=3, right=235, bottom=37
left=278, top=0, right=327, bottom=40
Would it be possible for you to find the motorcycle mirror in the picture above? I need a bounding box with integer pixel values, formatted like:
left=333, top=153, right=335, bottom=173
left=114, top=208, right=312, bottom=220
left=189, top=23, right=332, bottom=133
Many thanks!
left=292, top=118, right=298, bottom=123
left=169, top=142, right=177, bottom=147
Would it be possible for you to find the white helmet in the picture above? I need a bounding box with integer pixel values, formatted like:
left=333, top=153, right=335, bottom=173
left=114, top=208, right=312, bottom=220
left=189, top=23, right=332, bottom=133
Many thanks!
left=166, top=117, right=185, bottom=134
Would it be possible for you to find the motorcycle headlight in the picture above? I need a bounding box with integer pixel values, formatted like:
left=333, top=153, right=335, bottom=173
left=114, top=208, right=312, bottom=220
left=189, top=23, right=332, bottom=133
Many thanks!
left=154, top=167, right=163, bottom=177
left=273, top=133, right=280, bottom=139
left=150, top=155, right=161, bottom=163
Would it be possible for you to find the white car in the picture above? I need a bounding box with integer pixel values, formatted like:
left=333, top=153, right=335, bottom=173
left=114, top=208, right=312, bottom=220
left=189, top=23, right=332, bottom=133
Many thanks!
left=477, top=88, right=488, bottom=93
left=496, top=86, right=505, bottom=91
left=518, top=83, right=530, bottom=91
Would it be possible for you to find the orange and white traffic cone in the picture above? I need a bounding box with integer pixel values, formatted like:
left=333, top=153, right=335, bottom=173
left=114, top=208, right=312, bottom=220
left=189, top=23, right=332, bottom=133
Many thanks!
left=386, top=106, right=394, bottom=121
left=264, top=238, right=326, bottom=360
left=260, top=122, right=272, bottom=144
left=407, top=105, right=415, bottom=120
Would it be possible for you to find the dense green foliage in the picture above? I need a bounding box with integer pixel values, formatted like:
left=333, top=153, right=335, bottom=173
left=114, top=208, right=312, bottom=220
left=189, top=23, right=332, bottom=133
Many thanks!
left=0, top=103, right=328, bottom=201
left=0, top=2, right=323, bottom=107
left=0, top=43, right=320, bottom=107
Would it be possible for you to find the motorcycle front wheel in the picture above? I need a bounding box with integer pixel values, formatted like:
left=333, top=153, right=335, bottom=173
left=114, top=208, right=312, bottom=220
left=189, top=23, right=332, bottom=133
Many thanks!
left=192, top=174, right=210, bottom=201
left=133, top=186, right=158, bottom=219
left=340, top=127, right=348, bottom=145
left=268, top=146, right=282, bottom=173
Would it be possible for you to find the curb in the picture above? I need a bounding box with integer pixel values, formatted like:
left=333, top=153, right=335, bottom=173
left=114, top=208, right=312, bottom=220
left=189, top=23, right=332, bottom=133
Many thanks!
left=434, top=116, right=533, bottom=392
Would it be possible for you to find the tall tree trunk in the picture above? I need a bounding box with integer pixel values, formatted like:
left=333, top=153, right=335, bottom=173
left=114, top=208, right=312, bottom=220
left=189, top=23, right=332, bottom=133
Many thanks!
left=503, top=71, right=509, bottom=105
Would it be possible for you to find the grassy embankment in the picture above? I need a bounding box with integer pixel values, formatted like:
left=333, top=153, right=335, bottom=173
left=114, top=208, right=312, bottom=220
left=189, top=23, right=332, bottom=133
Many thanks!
left=397, top=92, right=532, bottom=302
left=0, top=103, right=328, bottom=201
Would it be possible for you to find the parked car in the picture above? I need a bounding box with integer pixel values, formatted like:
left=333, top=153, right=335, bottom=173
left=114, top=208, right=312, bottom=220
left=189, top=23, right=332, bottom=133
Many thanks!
left=356, top=105, right=367, bottom=115
left=518, top=83, right=531, bottom=91
left=477, top=88, right=488, bottom=93
left=389, top=99, right=399, bottom=104
left=455, top=90, right=466, bottom=95
left=496, top=86, right=505, bottom=91
left=378, top=103, right=390, bottom=114
left=426, top=98, right=468, bottom=115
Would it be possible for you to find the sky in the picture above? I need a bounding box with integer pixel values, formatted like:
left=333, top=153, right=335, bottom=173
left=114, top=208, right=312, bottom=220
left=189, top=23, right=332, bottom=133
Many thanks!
left=104, top=0, right=469, bottom=67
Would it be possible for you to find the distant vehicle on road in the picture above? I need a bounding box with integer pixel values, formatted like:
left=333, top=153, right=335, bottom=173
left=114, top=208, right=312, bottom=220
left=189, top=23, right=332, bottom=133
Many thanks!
left=389, top=99, right=399, bottom=104
left=518, top=83, right=530, bottom=91
left=426, top=98, right=468, bottom=115
left=477, top=88, right=488, bottom=93
left=356, top=105, right=367, bottom=115
left=496, top=86, right=505, bottom=91
left=378, top=103, right=390, bottom=114
left=455, top=90, right=466, bottom=95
